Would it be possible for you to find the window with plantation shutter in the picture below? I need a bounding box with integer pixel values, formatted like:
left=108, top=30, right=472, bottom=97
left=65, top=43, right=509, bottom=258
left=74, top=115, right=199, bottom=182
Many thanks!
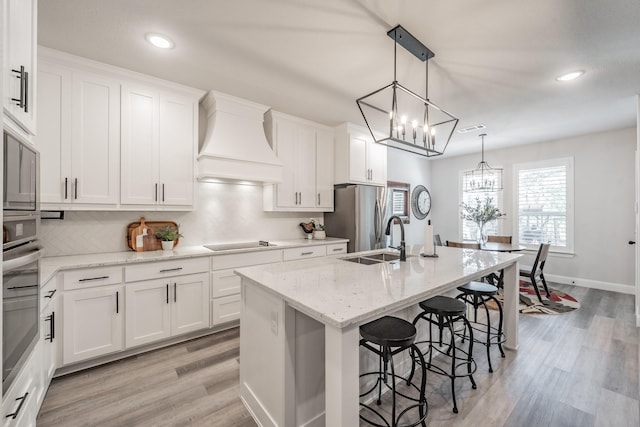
left=460, top=170, right=503, bottom=240
left=514, top=158, right=574, bottom=252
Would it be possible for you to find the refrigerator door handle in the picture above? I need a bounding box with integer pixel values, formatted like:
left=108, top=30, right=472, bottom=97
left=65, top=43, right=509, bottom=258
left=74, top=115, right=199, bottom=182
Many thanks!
left=374, top=198, right=381, bottom=241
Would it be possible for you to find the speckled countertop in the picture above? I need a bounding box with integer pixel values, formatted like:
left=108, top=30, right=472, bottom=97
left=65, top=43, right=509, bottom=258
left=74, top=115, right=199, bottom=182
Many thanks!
left=40, top=237, right=348, bottom=285
left=235, top=245, right=522, bottom=329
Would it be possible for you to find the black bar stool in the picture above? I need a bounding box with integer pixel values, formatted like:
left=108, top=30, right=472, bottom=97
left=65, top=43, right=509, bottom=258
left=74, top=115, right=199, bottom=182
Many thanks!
left=360, top=315, right=428, bottom=427
left=410, top=296, right=477, bottom=414
left=455, top=281, right=506, bottom=373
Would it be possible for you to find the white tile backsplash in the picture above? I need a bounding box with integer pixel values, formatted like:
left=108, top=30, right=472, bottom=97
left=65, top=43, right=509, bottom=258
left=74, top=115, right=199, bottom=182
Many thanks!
left=39, top=182, right=325, bottom=256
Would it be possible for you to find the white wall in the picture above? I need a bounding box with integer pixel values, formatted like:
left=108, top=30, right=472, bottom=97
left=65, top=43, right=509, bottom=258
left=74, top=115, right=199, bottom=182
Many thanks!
left=39, top=182, right=324, bottom=256
left=430, top=127, right=636, bottom=292
left=386, top=148, right=432, bottom=247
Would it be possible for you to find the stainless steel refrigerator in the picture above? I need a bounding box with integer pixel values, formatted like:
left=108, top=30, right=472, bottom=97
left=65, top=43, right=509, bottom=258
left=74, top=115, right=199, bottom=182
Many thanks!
left=324, top=184, right=391, bottom=253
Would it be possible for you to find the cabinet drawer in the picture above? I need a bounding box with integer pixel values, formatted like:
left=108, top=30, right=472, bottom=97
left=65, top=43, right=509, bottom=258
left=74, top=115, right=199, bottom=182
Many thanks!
left=211, top=250, right=282, bottom=270
left=211, top=295, right=240, bottom=326
left=325, top=243, right=347, bottom=255
left=125, top=257, right=209, bottom=283
left=283, top=246, right=326, bottom=261
left=63, top=266, right=123, bottom=291
left=211, top=269, right=241, bottom=298
left=2, top=351, right=36, bottom=427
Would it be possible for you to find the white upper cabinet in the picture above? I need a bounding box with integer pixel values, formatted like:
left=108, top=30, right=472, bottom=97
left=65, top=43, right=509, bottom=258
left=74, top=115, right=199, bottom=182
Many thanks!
left=120, top=84, right=196, bottom=208
left=35, top=48, right=202, bottom=211
left=3, top=0, right=37, bottom=136
left=36, top=61, right=120, bottom=207
left=334, top=123, right=387, bottom=186
left=263, top=111, right=335, bottom=212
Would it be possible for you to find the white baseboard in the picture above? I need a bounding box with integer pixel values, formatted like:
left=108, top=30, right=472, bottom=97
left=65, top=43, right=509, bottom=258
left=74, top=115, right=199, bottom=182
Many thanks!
left=545, top=274, right=635, bottom=295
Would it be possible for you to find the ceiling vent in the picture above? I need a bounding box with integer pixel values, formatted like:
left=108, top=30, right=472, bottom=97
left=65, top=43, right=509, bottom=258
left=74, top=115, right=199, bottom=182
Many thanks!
left=457, top=124, right=486, bottom=134
left=197, top=91, right=283, bottom=183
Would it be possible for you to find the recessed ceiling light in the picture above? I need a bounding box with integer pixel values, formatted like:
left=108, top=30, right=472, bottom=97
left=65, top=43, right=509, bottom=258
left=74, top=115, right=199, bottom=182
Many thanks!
left=145, top=33, right=174, bottom=49
left=556, top=70, right=584, bottom=82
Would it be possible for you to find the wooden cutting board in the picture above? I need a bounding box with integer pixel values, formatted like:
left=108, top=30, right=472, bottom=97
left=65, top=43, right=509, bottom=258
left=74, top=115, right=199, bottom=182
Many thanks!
left=126, top=217, right=179, bottom=251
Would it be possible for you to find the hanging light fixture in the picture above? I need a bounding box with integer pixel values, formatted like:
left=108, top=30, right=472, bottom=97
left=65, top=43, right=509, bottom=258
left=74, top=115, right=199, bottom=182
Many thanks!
left=463, top=134, right=503, bottom=192
left=356, top=25, right=459, bottom=157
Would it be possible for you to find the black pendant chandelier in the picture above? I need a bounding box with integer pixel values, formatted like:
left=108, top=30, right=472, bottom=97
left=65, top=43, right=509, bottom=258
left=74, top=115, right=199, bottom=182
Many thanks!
left=463, top=134, right=504, bottom=192
left=356, top=25, right=459, bottom=157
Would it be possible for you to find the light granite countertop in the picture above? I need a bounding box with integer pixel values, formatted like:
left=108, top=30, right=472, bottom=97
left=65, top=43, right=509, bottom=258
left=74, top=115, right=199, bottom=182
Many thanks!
left=235, top=245, right=522, bottom=329
left=40, top=237, right=348, bottom=285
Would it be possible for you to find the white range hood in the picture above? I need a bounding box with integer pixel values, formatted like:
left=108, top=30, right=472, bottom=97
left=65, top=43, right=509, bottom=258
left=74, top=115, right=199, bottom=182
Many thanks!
left=198, top=90, right=283, bottom=183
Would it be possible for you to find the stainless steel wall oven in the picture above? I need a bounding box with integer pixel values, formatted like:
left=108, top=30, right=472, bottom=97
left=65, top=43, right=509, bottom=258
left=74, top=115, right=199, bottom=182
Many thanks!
left=3, top=131, right=42, bottom=394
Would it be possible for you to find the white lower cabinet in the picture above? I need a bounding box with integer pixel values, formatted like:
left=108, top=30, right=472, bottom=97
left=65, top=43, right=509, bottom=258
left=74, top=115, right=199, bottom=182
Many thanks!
left=62, top=285, right=124, bottom=365
left=125, top=273, right=210, bottom=348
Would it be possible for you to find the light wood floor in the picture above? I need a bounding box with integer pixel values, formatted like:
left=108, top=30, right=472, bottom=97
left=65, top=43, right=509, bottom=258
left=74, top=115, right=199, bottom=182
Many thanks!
left=38, top=285, right=639, bottom=427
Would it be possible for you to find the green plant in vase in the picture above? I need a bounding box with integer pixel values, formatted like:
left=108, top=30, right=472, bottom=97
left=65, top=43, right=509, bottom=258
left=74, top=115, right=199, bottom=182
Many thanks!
left=460, top=197, right=503, bottom=243
left=155, top=225, right=183, bottom=250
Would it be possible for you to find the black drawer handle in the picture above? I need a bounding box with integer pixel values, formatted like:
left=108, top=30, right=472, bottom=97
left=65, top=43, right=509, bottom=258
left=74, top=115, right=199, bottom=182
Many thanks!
left=7, top=284, right=38, bottom=290
left=78, top=276, right=109, bottom=282
left=332, top=248, right=343, bottom=252
left=5, top=392, right=28, bottom=419
left=159, top=267, right=183, bottom=273
left=301, top=251, right=313, bottom=256
left=116, top=291, right=119, bottom=314
left=166, top=284, right=169, bottom=304
left=45, top=289, right=57, bottom=299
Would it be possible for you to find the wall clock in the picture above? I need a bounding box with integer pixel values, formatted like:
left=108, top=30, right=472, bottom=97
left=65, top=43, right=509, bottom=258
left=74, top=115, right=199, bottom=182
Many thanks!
left=411, top=185, right=431, bottom=219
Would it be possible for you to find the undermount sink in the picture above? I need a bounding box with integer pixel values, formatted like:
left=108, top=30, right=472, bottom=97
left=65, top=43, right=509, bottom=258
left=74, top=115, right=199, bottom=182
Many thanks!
left=204, top=241, right=276, bottom=252
left=340, top=256, right=384, bottom=265
left=340, top=251, right=408, bottom=265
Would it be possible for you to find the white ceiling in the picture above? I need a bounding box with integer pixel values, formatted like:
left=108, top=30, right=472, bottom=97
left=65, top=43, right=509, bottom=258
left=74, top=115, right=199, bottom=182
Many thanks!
left=38, top=0, right=640, bottom=157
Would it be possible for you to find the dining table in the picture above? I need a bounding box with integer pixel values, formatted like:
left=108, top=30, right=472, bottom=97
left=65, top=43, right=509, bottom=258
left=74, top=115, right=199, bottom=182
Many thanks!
left=480, top=242, right=526, bottom=252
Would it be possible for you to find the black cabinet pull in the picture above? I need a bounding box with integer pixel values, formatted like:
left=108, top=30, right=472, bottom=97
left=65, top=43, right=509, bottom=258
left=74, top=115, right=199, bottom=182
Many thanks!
left=301, top=251, right=313, bottom=256
left=10, top=66, right=25, bottom=110
left=116, top=291, right=119, bottom=314
left=166, top=284, right=169, bottom=304
left=74, top=178, right=78, bottom=199
left=64, top=177, right=68, bottom=199
left=162, top=184, right=165, bottom=202
left=45, top=289, right=57, bottom=299
left=5, top=392, right=28, bottom=419
left=174, top=283, right=177, bottom=303
left=629, top=240, right=636, bottom=245
left=159, top=267, right=182, bottom=273
left=155, top=183, right=158, bottom=202
left=24, top=70, right=29, bottom=113
left=45, top=312, right=55, bottom=342
left=7, top=284, right=38, bottom=290
left=78, top=276, right=109, bottom=282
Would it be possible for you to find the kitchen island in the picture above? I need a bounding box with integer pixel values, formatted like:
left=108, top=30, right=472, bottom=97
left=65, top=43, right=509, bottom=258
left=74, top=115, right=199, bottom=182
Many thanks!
left=235, top=245, right=522, bottom=427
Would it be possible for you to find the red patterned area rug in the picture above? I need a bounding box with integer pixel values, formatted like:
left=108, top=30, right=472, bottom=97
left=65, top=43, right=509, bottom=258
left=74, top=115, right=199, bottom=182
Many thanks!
left=518, top=280, right=580, bottom=314
left=488, top=280, right=580, bottom=314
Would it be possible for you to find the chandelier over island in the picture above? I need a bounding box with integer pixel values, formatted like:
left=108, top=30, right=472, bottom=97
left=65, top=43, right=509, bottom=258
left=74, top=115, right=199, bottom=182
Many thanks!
left=357, top=25, right=459, bottom=157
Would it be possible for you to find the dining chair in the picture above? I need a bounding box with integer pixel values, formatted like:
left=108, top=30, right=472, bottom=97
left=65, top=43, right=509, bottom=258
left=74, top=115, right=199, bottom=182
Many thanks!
left=519, top=243, right=551, bottom=303
left=486, top=235, right=512, bottom=244
left=447, top=241, right=481, bottom=249
left=434, top=234, right=443, bottom=246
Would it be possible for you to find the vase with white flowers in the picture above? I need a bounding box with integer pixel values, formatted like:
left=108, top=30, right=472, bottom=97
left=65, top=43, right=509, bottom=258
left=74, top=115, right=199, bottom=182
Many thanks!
left=460, top=196, right=504, bottom=244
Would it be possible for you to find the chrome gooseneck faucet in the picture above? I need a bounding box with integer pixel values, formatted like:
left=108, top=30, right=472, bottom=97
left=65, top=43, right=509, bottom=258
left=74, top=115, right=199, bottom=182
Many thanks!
left=385, top=215, right=406, bottom=261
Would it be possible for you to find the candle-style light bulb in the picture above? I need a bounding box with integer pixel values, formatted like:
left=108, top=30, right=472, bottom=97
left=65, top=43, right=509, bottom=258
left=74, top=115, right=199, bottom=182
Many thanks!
left=423, top=124, right=428, bottom=145
left=400, top=116, right=407, bottom=140
left=412, top=120, right=418, bottom=142
left=389, top=110, right=394, bottom=137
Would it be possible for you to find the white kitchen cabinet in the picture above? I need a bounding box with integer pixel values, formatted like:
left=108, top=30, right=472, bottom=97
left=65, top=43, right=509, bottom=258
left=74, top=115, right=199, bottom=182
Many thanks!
left=3, top=0, right=37, bottom=135
left=36, top=61, right=120, bottom=207
left=125, top=273, right=210, bottom=348
left=38, top=277, right=58, bottom=405
left=334, top=122, right=387, bottom=186
left=210, top=249, right=283, bottom=326
left=263, top=110, right=335, bottom=212
left=1, top=349, right=37, bottom=427
left=62, top=285, right=124, bottom=365
left=120, top=84, right=196, bottom=208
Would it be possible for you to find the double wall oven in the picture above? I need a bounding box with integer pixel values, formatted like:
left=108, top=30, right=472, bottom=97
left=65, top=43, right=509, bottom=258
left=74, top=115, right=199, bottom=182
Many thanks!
left=2, top=130, right=42, bottom=394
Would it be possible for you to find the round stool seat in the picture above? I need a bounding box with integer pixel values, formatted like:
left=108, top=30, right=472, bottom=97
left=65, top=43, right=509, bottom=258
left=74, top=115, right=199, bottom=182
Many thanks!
left=457, top=281, right=498, bottom=295
left=419, top=295, right=466, bottom=316
left=360, top=315, right=416, bottom=348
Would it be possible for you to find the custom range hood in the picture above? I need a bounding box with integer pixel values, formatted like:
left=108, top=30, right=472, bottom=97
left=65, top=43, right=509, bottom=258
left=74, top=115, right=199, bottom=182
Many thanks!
left=198, top=90, right=283, bottom=183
